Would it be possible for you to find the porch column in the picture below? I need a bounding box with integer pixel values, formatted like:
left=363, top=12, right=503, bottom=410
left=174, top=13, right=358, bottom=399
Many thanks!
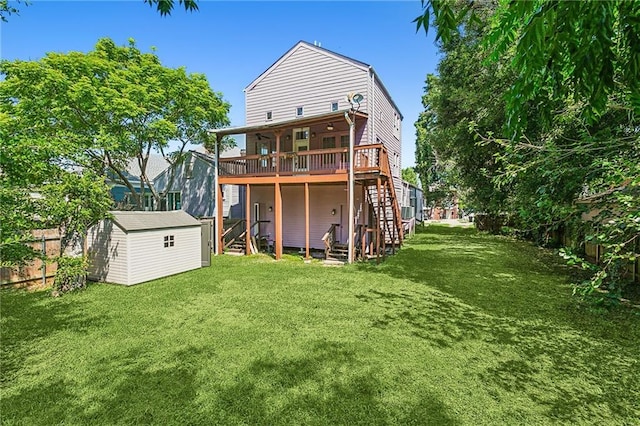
left=390, top=181, right=396, bottom=254
left=381, top=179, right=387, bottom=258
left=305, top=182, right=310, bottom=259
left=347, top=115, right=355, bottom=264
left=216, top=182, right=223, bottom=255
left=275, top=131, right=281, bottom=176
left=213, top=132, right=221, bottom=256
left=274, top=182, right=283, bottom=260
left=246, top=184, right=251, bottom=256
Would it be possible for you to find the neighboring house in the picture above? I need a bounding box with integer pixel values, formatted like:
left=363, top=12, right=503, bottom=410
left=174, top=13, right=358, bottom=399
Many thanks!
left=110, top=155, right=170, bottom=211
left=400, top=181, right=425, bottom=223
left=110, top=149, right=243, bottom=219
left=209, top=41, right=404, bottom=262
left=431, top=196, right=460, bottom=220
left=86, top=211, right=202, bottom=285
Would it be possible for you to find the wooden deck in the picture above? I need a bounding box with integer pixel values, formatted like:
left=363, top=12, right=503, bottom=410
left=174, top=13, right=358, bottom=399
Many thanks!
left=218, top=144, right=389, bottom=182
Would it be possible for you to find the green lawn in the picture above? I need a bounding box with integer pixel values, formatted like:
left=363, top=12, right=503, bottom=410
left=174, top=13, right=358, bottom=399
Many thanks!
left=2, top=225, right=639, bottom=425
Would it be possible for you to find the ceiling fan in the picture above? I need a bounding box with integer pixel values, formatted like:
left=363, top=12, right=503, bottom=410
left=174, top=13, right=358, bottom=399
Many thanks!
left=255, top=133, right=271, bottom=140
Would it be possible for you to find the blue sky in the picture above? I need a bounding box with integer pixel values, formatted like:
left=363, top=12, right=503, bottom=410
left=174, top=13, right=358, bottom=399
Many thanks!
left=1, top=1, right=439, bottom=167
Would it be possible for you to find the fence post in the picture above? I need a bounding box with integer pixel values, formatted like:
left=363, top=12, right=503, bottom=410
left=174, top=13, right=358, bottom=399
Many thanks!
left=41, top=234, right=46, bottom=286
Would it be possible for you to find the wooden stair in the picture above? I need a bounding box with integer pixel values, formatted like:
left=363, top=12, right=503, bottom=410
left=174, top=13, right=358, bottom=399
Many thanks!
left=363, top=179, right=403, bottom=249
left=225, top=239, right=246, bottom=255
left=326, top=242, right=349, bottom=262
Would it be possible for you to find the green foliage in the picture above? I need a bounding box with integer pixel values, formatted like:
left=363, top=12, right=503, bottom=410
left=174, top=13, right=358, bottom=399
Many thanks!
left=1, top=37, right=231, bottom=211
left=1, top=37, right=228, bottom=292
left=414, top=5, right=517, bottom=216
left=1, top=0, right=198, bottom=21
left=416, top=0, right=640, bottom=134
left=52, top=256, right=88, bottom=294
left=0, top=82, right=112, bottom=267
left=0, top=0, right=25, bottom=22
left=144, top=0, right=199, bottom=16
left=401, top=167, right=418, bottom=186
left=414, top=1, right=639, bottom=301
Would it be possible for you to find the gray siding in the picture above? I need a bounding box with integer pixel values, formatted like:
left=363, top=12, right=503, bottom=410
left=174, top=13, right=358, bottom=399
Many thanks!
left=127, top=227, right=201, bottom=285
left=153, top=151, right=241, bottom=218
left=372, top=75, right=403, bottom=200
left=87, top=220, right=129, bottom=284
left=246, top=43, right=369, bottom=137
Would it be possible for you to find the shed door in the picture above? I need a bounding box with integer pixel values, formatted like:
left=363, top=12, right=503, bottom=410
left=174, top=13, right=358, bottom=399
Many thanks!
left=201, top=221, right=211, bottom=267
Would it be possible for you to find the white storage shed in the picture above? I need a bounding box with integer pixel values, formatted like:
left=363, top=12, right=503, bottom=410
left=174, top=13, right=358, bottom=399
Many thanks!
left=87, top=211, right=201, bottom=286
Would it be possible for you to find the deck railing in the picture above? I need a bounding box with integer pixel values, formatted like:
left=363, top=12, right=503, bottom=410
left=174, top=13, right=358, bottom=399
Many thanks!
left=219, top=144, right=388, bottom=178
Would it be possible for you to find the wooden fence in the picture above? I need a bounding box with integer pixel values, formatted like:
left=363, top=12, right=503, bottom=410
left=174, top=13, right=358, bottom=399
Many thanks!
left=557, top=227, right=639, bottom=284
left=0, top=229, right=61, bottom=288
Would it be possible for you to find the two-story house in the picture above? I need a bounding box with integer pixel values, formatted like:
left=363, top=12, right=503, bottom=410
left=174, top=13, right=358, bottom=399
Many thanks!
left=110, top=149, right=244, bottom=219
left=210, top=41, right=404, bottom=262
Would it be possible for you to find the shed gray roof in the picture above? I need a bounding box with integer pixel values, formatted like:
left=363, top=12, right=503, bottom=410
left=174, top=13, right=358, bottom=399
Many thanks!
left=109, top=210, right=200, bottom=232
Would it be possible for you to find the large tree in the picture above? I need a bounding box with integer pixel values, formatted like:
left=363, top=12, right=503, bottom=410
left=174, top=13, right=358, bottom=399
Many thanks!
left=414, top=4, right=522, bottom=217
left=1, top=38, right=230, bottom=292
left=1, top=38, right=230, bottom=211
left=415, top=0, right=640, bottom=297
left=415, top=0, right=640, bottom=132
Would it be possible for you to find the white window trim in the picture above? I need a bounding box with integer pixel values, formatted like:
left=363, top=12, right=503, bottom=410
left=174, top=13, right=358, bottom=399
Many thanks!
left=266, top=111, right=272, bottom=121
left=296, top=106, right=304, bottom=117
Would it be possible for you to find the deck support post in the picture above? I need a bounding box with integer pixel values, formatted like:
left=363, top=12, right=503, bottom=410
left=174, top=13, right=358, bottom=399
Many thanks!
left=216, top=182, right=223, bottom=255
left=305, top=182, right=310, bottom=259
left=246, top=184, right=251, bottom=256
left=275, top=182, right=283, bottom=260
left=212, top=132, right=221, bottom=255
left=376, top=177, right=382, bottom=264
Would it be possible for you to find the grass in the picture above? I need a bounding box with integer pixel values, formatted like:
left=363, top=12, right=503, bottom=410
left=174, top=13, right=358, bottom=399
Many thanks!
left=2, top=225, right=639, bottom=425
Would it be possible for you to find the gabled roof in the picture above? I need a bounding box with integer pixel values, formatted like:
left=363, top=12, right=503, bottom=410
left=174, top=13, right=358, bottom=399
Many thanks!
left=245, top=41, right=369, bottom=92
left=109, top=210, right=200, bottom=232
left=244, top=40, right=403, bottom=119
left=124, top=155, right=171, bottom=181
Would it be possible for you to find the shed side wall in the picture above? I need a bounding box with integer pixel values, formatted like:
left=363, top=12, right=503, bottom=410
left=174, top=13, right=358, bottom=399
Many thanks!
left=87, top=220, right=129, bottom=284
left=127, top=226, right=200, bottom=285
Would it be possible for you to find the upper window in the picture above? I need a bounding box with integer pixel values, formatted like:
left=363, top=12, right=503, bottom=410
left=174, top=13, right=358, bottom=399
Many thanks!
left=266, top=111, right=272, bottom=121
left=144, top=194, right=154, bottom=211
left=167, top=192, right=182, bottom=210
left=294, top=129, right=309, bottom=140
left=296, top=106, right=304, bottom=117
left=340, top=135, right=349, bottom=148
left=161, top=192, right=181, bottom=211
left=163, top=235, right=175, bottom=248
left=331, top=102, right=339, bottom=112
left=393, top=111, right=401, bottom=138
left=393, top=153, right=401, bottom=177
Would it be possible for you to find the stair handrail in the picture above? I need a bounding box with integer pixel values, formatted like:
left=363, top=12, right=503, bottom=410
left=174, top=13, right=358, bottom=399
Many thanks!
left=378, top=147, right=404, bottom=245
left=321, top=223, right=339, bottom=256
left=223, top=220, right=245, bottom=249
left=354, top=224, right=364, bottom=258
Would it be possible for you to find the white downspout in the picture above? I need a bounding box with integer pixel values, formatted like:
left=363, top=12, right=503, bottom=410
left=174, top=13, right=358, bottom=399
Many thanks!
left=370, top=67, right=375, bottom=145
